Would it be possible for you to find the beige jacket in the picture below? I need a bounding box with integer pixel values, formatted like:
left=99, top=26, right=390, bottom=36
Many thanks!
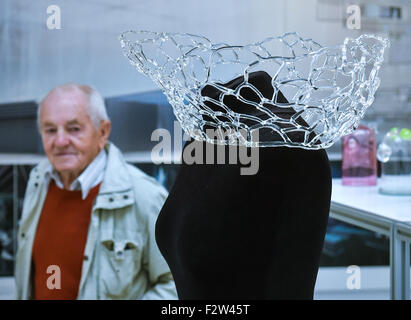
left=14, top=142, right=177, bottom=300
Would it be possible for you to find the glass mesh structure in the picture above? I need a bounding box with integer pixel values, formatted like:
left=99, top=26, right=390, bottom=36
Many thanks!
left=120, top=31, right=389, bottom=149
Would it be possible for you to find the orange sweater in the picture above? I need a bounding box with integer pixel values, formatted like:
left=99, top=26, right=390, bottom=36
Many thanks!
left=32, top=180, right=101, bottom=300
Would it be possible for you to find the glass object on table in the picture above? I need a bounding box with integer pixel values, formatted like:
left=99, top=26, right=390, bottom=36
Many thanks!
left=377, top=127, right=411, bottom=195
left=342, top=124, right=377, bottom=186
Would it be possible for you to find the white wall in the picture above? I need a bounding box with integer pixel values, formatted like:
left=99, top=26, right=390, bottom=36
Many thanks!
left=0, top=0, right=284, bottom=103
left=0, top=0, right=409, bottom=104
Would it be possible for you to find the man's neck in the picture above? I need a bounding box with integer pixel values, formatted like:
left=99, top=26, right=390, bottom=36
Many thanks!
left=58, top=169, right=84, bottom=190
left=56, top=148, right=104, bottom=190
left=48, top=147, right=107, bottom=199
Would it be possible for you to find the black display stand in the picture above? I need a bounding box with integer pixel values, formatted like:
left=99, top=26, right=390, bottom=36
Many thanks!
left=155, top=72, right=332, bottom=299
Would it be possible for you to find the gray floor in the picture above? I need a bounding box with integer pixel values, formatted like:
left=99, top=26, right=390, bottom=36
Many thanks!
left=314, top=266, right=391, bottom=300
left=0, top=277, right=15, bottom=300
left=0, top=266, right=397, bottom=300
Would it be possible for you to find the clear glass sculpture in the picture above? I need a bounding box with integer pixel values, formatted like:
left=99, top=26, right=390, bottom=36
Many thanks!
left=119, top=31, right=389, bottom=149
left=377, top=127, right=411, bottom=195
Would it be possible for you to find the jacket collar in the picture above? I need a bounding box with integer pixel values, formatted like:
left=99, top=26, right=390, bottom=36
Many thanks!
left=92, top=142, right=135, bottom=210
left=43, top=148, right=107, bottom=200
left=98, top=142, right=133, bottom=194
left=35, top=142, right=135, bottom=210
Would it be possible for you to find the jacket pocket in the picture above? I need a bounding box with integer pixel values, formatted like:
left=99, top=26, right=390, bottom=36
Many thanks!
left=99, top=237, right=142, bottom=298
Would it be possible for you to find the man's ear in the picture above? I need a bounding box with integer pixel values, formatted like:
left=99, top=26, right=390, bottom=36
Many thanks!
left=98, top=120, right=111, bottom=149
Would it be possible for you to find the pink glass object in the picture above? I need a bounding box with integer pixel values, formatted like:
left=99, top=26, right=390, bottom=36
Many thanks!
left=342, top=125, right=377, bottom=186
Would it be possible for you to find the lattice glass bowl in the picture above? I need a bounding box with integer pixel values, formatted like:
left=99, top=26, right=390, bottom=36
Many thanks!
left=119, top=31, right=389, bottom=149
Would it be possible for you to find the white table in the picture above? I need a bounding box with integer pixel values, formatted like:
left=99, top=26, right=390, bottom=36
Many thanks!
left=330, top=178, right=411, bottom=300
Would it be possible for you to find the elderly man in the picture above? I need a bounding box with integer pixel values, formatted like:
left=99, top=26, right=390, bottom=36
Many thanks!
left=14, top=84, right=177, bottom=300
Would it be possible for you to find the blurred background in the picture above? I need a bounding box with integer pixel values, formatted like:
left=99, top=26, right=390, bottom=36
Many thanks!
left=1, top=0, right=411, bottom=299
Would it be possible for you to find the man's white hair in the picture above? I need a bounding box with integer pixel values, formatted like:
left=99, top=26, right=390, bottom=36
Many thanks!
left=37, top=83, right=110, bottom=129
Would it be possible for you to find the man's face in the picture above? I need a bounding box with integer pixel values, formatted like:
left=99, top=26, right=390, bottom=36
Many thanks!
left=39, top=89, right=109, bottom=178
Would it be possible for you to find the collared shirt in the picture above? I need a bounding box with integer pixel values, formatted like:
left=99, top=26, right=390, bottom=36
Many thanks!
left=45, top=149, right=107, bottom=200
